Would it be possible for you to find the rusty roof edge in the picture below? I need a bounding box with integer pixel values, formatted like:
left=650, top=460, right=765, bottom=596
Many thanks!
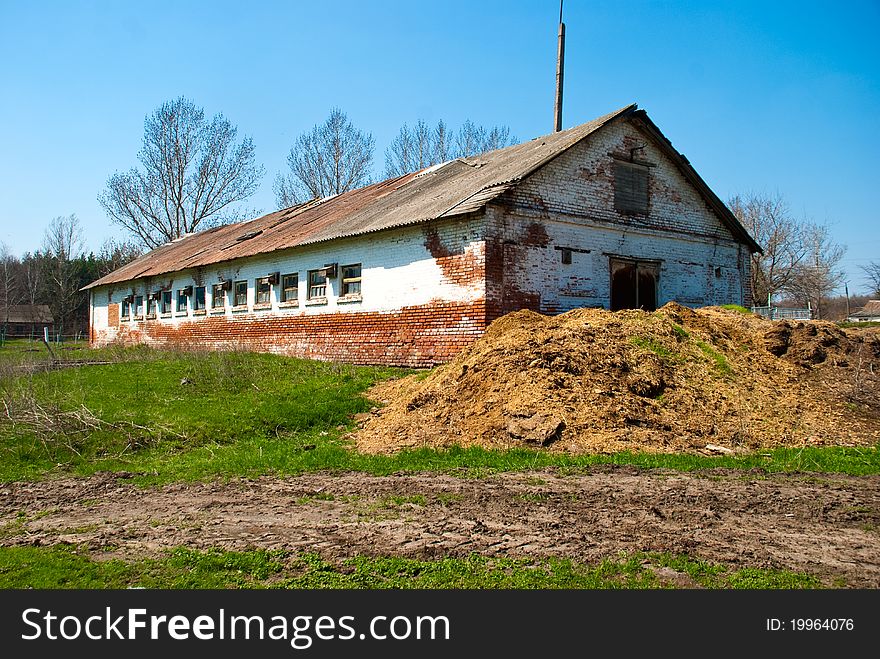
left=169, top=170, right=458, bottom=271
left=224, top=209, right=487, bottom=253
left=79, top=227, right=221, bottom=290
left=81, top=195, right=357, bottom=291
left=81, top=264, right=151, bottom=291
left=82, top=214, right=485, bottom=291
left=249, top=208, right=488, bottom=253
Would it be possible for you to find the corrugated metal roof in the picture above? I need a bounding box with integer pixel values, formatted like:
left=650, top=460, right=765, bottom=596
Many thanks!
left=83, top=103, right=757, bottom=290
left=5, top=305, right=54, bottom=324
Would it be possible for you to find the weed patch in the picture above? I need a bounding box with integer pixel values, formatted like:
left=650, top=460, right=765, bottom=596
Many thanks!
left=0, top=546, right=827, bottom=589
left=630, top=336, right=681, bottom=362
left=670, top=322, right=690, bottom=339
left=695, top=339, right=733, bottom=376
left=0, top=346, right=405, bottom=482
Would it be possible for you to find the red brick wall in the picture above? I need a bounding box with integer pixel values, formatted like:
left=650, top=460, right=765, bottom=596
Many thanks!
left=107, top=303, right=119, bottom=328
left=95, top=300, right=487, bottom=368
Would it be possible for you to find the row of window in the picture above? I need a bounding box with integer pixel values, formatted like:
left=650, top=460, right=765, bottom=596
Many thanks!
left=120, top=264, right=362, bottom=319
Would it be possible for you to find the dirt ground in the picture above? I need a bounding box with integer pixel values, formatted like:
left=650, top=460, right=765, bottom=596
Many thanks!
left=2, top=467, right=879, bottom=588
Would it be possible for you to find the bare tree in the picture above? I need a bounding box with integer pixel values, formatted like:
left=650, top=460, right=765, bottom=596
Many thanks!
left=97, top=238, right=143, bottom=277
left=785, top=223, right=847, bottom=319
left=480, top=125, right=516, bottom=153
left=41, top=214, right=84, bottom=336
left=384, top=120, right=437, bottom=178
left=454, top=120, right=484, bottom=161
left=455, top=120, right=516, bottom=158
left=8, top=252, right=46, bottom=337
left=20, top=253, right=41, bottom=308
left=385, top=118, right=517, bottom=178
left=0, top=242, right=21, bottom=328
left=861, top=261, right=880, bottom=297
left=432, top=120, right=452, bottom=164
left=274, top=108, right=374, bottom=208
left=99, top=97, right=264, bottom=249
left=728, top=192, right=808, bottom=305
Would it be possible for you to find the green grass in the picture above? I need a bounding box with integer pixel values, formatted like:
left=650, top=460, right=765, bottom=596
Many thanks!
left=669, top=322, right=690, bottom=340
left=837, top=321, right=880, bottom=328
left=695, top=339, right=734, bottom=376
left=435, top=492, right=462, bottom=505
left=0, top=338, right=130, bottom=368
left=0, top=347, right=403, bottom=482
left=720, top=304, right=752, bottom=314
left=0, top=545, right=825, bottom=589
left=629, top=336, right=681, bottom=362
left=0, top=546, right=287, bottom=589
left=1, top=344, right=878, bottom=484
left=4, top=440, right=879, bottom=486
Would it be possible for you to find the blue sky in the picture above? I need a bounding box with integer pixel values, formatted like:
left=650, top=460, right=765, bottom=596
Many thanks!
left=1, top=0, right=878, bottom=293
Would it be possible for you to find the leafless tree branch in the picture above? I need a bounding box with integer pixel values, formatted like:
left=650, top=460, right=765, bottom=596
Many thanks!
left=274, top=108, right=374, bottom=208
left=861, top=261, right=880, bottom=297
left=384, top=119, right=517, bottom=178
left=99, top=97, right=264, bottom=249
left=729, top=191, right=847, bottom=317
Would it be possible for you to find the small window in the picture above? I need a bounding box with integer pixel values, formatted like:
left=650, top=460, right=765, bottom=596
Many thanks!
left=212, top=284, right=225, bottom=309
left=341, top=264, right=362, bottom=296
left=560, top=248, right=572, bottom=265
left=308, top=269, right=327, bottom=299
left=613, top=160, right=649, bottom=215
left=134, top=295, right=144, bottom=318
left=193, top=286, right=206, bottom=311
left=177, top=289, right=188, bottom=313
left=281, top=273, right=298, bottom=303
left=256, top=277, right=271, bottom=304
left=234, top=280, right=248, bottom=307
left=147, top=296, right=158, bottom=316
left=121, top=298, right=131, bottom=318
left=161, top=291, right=172, bottom=314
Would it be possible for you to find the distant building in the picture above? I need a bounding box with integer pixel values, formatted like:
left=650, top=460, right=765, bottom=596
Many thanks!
left=83, top=104, right=761, bottom=366
left=848, top=300, right=880, bottom=323
left=2, top=305, right=54, bottom=337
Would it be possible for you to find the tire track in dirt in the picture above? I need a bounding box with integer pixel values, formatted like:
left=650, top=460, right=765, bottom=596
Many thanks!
left=1, top=466, right=878, bottom=587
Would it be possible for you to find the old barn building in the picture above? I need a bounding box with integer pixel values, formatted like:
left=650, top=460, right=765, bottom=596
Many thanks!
left=84, top=104, right=761, bottom=366
left=2, top=305, right=54, bottom=338
left=848, top=300, right=880, bottom=323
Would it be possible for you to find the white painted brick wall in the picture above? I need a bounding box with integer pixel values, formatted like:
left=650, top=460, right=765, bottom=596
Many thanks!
left=511, top=120, right=738, bottom=241
left=489, top=117, right=752, bottom=311
left=91, top=217, right=486, bottom=339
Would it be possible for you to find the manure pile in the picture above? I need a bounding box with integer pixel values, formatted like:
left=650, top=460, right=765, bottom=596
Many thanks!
left=356, top=303, right=880, bottom=454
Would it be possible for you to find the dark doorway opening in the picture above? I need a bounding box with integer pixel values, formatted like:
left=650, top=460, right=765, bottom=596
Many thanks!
left=610, top=259, right=659, bottom=311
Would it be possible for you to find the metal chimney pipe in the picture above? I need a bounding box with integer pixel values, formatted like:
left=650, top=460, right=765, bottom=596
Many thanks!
left=554, top=1, right=565, bottom=132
